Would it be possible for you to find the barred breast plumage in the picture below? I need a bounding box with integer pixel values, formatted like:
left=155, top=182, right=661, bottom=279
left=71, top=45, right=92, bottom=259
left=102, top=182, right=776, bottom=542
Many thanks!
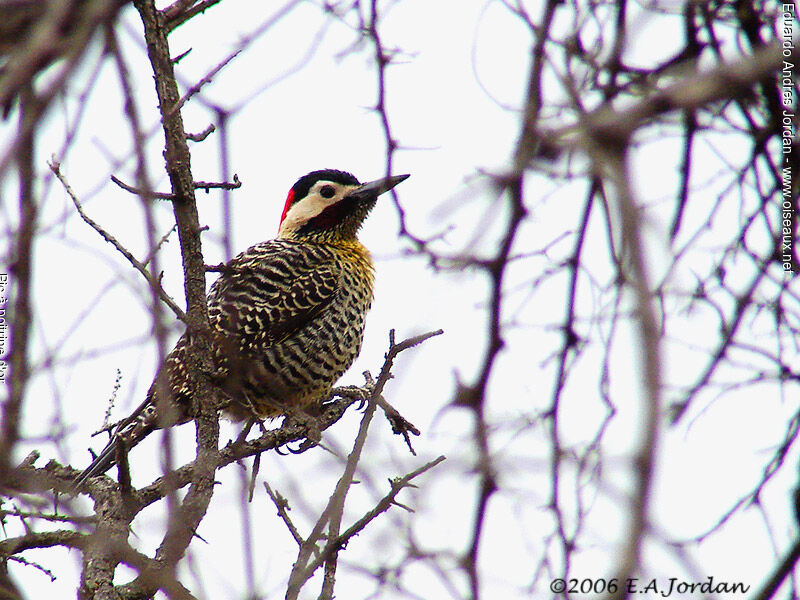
left=167, top=238, right=375, bottom=421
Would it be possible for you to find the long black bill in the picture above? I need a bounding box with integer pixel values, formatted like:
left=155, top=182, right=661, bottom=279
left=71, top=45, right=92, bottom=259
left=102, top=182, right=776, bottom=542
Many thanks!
left=349, top=173, right=410, bottom=200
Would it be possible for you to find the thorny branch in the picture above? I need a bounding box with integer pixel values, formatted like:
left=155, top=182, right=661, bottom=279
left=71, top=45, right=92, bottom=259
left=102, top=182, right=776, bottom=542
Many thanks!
left=361, top=1, right=798, bottom=598
left=49, top=160, right=188, bottom=323
left=3, top=328, right=441, bottom=599
left=110, top=173, right=242, bottom=199
left=536, top=41, right=798, bottom=160
left=0, top=0, right=127, bottom=178
left=594, top=141, right=661, bottom=600
left=116, top=2, right=220, bottom=599
left=285, top=329, right=444, bottom=600
left=443, top=2, right=560, bottom=598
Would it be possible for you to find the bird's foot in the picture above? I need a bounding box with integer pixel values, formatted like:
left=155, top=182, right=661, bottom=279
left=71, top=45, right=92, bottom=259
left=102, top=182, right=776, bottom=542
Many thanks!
left=276, top=410, right=322, bottom=455
left=285, top=437, right=318, bottom=455
left=328, top=384, right=371, bottom=411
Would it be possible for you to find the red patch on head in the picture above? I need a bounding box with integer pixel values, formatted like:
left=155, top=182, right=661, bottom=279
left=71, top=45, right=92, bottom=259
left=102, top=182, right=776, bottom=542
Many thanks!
left=279, top=188, right=296, bottom=231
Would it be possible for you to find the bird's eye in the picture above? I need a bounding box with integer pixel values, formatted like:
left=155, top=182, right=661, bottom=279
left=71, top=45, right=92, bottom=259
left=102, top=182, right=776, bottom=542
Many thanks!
left=320, top=185, right=336, bottom=199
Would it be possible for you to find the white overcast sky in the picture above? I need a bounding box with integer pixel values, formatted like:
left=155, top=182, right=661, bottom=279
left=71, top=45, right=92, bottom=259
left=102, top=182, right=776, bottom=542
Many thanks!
left=2, top=1, right=797, bottom=598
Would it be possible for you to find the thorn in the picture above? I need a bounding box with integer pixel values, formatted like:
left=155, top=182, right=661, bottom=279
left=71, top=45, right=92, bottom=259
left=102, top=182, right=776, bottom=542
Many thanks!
left=172, top=48, right=192, bottom=64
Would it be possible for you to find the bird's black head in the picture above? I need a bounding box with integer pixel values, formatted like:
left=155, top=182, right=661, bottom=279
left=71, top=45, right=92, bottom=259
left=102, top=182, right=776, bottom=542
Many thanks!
left=277, top=169, right=409, bottom=242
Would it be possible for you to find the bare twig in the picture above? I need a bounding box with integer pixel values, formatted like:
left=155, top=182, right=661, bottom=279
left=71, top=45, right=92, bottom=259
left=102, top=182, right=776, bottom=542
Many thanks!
left=193, top=174, right=241, bottom=192
left=264, top=482, right=305, bottom=548
left=751, top=536, right=800, bottom=600
left=185, top=123, right=215, bottom=142
left=285, top=329, right=443, bottom=599
left=110, top=174, right=175, bottom=199
left=592, top=132, right=661, bottom=600
left=537, top=41, right=797, bottom=159
left=334, top=455, right=446, bottom=548
left=376, top=395, right=420, bottom=455
left=111, top=173, right=241, bottom=197
left=163, top=0, right=224, bottom=32
left=450, top=2, right=561, bottom=596
left=131, top=4, right=219, bottom=598
left=49, top=159, right=187, bottom=323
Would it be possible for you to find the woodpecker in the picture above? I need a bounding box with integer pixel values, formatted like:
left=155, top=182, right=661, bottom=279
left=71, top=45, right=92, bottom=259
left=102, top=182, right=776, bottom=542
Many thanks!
left=76, top=169, right=409, bottom=486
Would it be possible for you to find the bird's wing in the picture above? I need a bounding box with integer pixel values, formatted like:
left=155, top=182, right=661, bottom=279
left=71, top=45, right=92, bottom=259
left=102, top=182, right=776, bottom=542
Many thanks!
left=208, top=240, right=339, bottom=352
left=75, top=241, right=338, bottom=487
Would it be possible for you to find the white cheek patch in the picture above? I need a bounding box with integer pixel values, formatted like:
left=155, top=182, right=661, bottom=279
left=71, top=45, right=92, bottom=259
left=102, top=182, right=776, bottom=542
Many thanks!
left=279, top=189, right=344, bottom=236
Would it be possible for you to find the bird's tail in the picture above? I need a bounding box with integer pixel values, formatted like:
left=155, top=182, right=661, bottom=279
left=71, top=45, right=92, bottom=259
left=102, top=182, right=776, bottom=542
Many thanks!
left=74, top=397, right=158, bottom=489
